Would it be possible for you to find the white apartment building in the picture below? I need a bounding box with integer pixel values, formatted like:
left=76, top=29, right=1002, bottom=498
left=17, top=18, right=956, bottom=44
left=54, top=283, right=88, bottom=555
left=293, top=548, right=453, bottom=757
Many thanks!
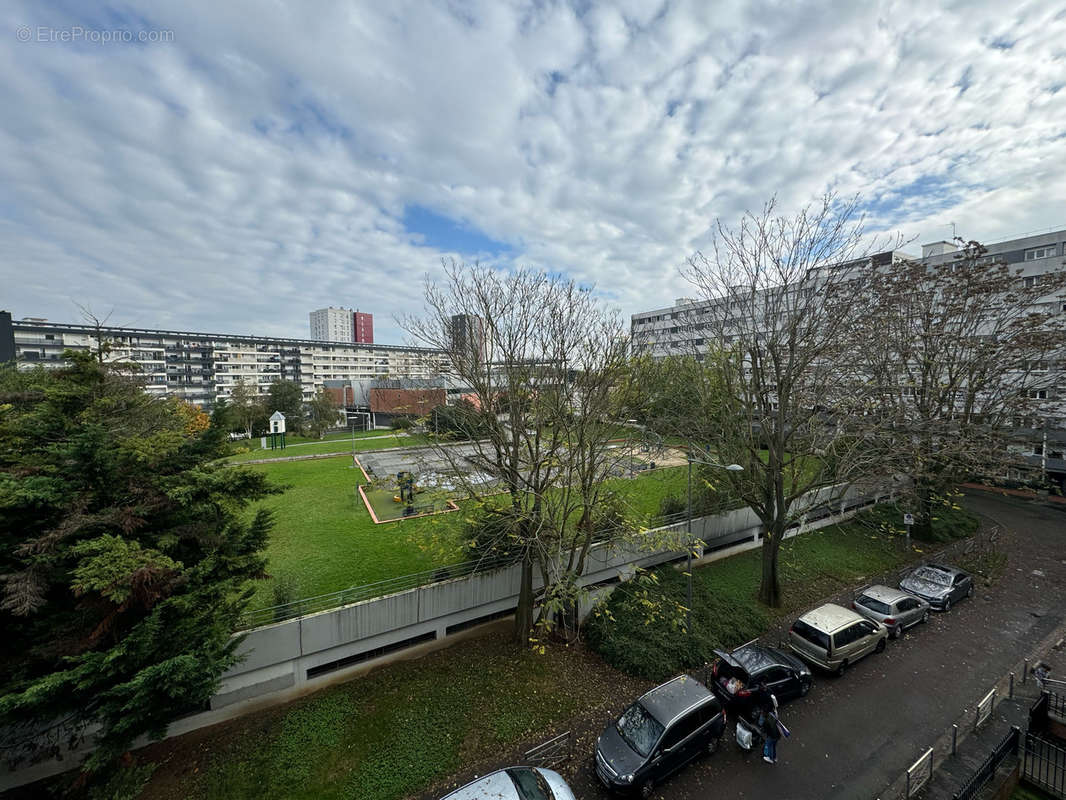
left=2, top=318, right=445, bottom=408
left=309, top=307, right=354, bottom=342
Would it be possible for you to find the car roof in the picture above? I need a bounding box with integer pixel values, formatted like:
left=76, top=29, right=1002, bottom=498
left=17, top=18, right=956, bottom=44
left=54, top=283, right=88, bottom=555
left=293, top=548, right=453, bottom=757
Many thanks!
left=440, top=768, right=519, bottom=800
left=639, top=675, right=714, bottom=726
left=858, top=585, right=911, bottom=604
left=798, top=603, right=864, bottom=633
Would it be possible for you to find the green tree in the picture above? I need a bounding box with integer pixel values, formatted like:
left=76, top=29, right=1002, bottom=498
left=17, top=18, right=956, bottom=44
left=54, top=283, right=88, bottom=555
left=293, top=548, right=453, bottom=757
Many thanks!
left=228, top=378, right=263, bottom=437
left=266, top=378, right=304, bottom=434
left=0, top=352, right=280, bottom=781
left=306, top=387, right=339, bottom=440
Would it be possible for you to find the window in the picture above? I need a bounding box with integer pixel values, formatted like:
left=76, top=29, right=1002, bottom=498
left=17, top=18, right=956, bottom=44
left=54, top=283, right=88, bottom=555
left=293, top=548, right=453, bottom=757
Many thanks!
left=1028, top=389, right=1048, bottom=400
left=1025, top=246, right=1056, bottom=261
left=662, top=707, right=704, bottom=749
left=857, top=595, right=891, bottom=614
left=1023, top=276, right=1040, bottom=288
left=791, top=619, right=829, bottom=650
left=833, top=626, right=856, bottom=648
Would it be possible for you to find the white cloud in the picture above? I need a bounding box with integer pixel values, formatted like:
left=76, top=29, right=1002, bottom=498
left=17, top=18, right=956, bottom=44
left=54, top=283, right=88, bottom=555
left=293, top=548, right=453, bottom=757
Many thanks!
left=1, top=0, right=1065, bottom=341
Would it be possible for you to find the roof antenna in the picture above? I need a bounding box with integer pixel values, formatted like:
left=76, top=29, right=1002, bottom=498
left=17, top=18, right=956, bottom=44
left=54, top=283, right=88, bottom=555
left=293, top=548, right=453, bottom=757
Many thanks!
left=946, top=221, right=957, bottom=240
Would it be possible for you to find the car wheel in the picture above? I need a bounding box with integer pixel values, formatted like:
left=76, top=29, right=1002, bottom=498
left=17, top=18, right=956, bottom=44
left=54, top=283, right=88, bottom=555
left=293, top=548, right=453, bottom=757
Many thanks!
left=639, top=779, right=654, bottom=799
left=875, top=637, right=886, bottom=653
left=891, top=623, right=903, bottom=640
left=943, top=598, right=951, bottom=612
left=921, top=610, right=929, bottom=624
left=799, top=678, right=812, bottom=696
left=835, top=659, right=848, bottom=677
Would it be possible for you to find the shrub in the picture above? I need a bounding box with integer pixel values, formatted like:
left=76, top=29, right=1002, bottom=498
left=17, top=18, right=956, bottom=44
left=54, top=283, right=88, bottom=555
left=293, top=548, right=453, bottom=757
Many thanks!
left=855, top=500, right=979, bottom=542
left=584, top=566, right=769, bottom=680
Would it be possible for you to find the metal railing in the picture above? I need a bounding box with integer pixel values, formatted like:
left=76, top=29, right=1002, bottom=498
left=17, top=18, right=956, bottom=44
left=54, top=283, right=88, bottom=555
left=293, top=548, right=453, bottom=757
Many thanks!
left=1022, top=731, right=1066, bottom=798
left=975, top=688, right=996, bottom=730
left=905, top=747, right=933, bottom=797
left=236, top=553, right=520, bottom=629
left=524, top=731, right=572, bottom=769
left=952, top=725, right=1019, bottom=800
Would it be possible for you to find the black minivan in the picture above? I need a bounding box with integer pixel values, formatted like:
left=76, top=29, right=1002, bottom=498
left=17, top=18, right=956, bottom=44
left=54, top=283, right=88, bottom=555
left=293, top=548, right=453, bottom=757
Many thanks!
left=595, top=675, right=724, bottom=798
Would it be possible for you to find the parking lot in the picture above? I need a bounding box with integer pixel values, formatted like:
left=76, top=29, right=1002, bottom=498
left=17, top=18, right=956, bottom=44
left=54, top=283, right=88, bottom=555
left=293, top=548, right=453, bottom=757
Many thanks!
left=431, top=491, right=1066, bottom=800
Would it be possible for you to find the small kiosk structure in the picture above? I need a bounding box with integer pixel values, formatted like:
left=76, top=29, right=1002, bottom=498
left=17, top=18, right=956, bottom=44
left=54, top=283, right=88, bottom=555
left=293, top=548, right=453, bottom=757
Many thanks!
left=268, top=411, right=287, bottom=450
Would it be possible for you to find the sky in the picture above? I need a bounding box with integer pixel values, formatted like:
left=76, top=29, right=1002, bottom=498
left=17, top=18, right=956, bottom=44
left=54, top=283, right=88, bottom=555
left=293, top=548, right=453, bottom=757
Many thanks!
left=2, top=0, right=1065, bottom=345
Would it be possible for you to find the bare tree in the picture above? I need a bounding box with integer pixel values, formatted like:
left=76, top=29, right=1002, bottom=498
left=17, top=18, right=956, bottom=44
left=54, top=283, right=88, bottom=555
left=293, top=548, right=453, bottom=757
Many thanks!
left=404, top=260, right=633, bottom=643
left=854, top=239, right=1066, bottom=535
left=678, top=193, right=900, bottom=606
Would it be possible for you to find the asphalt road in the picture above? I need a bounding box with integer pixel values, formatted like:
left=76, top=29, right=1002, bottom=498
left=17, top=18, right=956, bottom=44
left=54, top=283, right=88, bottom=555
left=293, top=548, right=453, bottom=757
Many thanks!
left=566, top=492, right=1066, bottom=800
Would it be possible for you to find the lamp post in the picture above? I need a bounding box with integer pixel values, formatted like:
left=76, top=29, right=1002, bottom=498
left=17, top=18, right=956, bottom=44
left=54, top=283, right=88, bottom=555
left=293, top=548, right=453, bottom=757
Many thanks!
left=686, top=448, right=743, bottom=634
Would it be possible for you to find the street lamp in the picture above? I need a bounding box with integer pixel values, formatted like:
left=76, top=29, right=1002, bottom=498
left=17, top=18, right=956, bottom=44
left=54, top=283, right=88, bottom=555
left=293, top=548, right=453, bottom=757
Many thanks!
left=686, top=448, right=743, bottom=635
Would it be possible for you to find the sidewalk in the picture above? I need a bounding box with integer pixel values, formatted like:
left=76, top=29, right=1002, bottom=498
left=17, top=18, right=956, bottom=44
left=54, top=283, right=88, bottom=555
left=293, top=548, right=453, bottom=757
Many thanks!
left=892, top=616, right=1066, bottom=800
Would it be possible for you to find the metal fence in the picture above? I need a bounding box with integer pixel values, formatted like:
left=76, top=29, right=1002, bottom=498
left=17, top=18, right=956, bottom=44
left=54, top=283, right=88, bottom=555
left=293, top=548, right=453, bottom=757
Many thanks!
left=975, top=688, right=996, bottom=730
left=524, top=731, right=572, bottom=769
left=237, top=554, right=520, bottom=629
left=1022, top=731, right=1066, bottom=798
left=906, top=747, right=933, bottom=798
left=952, top=725, right=1019, bottom=800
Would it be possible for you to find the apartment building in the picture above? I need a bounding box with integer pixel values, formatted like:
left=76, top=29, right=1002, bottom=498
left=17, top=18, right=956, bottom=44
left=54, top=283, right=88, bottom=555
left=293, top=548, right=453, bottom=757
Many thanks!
left=629, top=229, right=1066, bottom=485
left=309, top=307, right=374, bottom=344
left=1, top=316, right=443, bottom=408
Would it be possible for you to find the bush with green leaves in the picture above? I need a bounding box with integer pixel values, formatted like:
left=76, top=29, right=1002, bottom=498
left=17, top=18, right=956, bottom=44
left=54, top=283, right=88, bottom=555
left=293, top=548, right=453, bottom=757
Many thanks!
left=584, top=566, right=769, bottom=680
left=855, top=499, right=978, bottom=542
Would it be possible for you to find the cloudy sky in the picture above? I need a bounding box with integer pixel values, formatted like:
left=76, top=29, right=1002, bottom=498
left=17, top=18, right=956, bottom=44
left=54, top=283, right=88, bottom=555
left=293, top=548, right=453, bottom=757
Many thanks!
left=2, top=1, right=1065, bottom=344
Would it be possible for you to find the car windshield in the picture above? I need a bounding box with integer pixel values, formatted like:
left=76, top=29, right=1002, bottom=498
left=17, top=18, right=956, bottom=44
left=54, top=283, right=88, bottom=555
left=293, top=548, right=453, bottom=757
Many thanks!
left=506, top=768, right=552, bottom=800
left=616, top=702, right=664, bottom=758
left=857, top=595, right=891, bottom=614
left=912, top=567, right=951, bottom=586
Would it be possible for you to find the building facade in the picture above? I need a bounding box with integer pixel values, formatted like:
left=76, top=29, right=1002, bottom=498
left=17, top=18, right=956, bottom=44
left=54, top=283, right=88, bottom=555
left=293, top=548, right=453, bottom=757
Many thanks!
left=629, top=229, right=1066, bottom=486
left=2, top=317, right=443, bottom=408
left=309, top=307, right=375, bottom=344
left=353, top=311, right=373, bottom=344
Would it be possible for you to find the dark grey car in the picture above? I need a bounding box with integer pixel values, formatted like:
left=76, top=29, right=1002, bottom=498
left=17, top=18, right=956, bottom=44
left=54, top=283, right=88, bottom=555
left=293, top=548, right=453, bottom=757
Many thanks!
left=853, top=585, right=930, bottom=638
left=595, top=675, right=725, bottom=798
left=899, top=563, right=974, bottom=611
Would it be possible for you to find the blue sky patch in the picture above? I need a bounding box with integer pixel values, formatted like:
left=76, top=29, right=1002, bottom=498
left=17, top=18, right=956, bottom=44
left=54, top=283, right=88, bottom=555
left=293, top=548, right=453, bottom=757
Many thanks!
left=402, top=205, right=512, bottom=255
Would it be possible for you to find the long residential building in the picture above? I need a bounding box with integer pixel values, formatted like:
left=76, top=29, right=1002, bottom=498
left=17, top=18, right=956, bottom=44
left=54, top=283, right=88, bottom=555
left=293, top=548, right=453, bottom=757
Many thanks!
left=0, top=314, right=444, bottom=408
left=629, top=229, right=1066, bottom=487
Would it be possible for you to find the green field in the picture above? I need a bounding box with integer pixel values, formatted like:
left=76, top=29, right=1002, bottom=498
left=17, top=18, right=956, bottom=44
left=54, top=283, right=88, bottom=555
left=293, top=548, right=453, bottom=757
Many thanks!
left=242, top=457, right=693, bottom=612
left=242, top=458, right=467, bottom=611
left=225, top=431, right=429, bottom=463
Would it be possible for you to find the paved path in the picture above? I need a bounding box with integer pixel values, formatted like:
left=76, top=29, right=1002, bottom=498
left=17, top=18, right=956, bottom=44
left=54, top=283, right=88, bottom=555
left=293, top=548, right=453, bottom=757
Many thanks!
left=553, top=491, right=1066, bottom=800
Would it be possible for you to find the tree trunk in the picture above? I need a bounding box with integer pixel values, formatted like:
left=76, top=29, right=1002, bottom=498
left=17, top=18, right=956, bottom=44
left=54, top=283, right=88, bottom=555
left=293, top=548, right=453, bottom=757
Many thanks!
left=915, top=482, right=934, bottom=540
left=513, top=553, right=534, bottom=644
left=758, top=525, right=782, bottom=607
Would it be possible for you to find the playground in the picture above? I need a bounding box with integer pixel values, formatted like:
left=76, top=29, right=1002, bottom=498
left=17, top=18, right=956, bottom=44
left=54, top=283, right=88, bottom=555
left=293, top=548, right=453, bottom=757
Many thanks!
left=355, top=444, right=489, bottom=522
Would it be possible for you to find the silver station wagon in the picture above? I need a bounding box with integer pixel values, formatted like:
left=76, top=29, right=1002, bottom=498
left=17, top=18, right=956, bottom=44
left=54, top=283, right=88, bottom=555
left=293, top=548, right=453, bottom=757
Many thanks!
left=852, top=585, right=930, bottom=638
left=441, top=767, right=577, bottom=800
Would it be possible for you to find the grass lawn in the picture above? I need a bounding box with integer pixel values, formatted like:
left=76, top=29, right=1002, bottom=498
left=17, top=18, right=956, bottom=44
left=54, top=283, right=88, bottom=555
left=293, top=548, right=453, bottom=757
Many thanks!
left=243, top=459, right=695, bottom=611
left=225, top=432, right=430, bottom=463
left=242, top=458, right=467, bottom=611
left=138, top=633, right=648, bottom=800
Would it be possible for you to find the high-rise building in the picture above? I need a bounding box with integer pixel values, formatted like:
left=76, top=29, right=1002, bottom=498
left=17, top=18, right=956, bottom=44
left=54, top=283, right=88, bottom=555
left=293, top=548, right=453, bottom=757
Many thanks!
left=309, top=307, right=355, bottom=342
left=449, top=313, right=486, bottom=363
left=354, top=311, right=373, bottom=344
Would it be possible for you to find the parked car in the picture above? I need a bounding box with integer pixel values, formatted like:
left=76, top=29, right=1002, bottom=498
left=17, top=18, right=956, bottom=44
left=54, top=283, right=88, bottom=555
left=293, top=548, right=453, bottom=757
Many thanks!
left=440, top=767, right=576, bottom=800
left=852, top=585, right=930, bottom=638
left=595, top=675, right=725, bottom=797
left=788, top=603, right=888, bottom=676
left=899, top=563, right=974, bottom=611
left=709, top=642, right=812, bottom=716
